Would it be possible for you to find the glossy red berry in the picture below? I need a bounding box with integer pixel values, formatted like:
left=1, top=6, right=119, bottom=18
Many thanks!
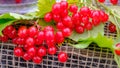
left=75, top=25, right=84, bottom=34
left=81, top=16, right=89, bottom=24
left=62, top=28, right=72, bottom=37
left=110, top=0, right=118, bottom=5
left=55, top=31, right=64, bottom=43
left=3, top=25, right=14, bottom=36
left=58, top=52, right=68, bottom=63
left=27, top=26, right=38, bottom=38
left=69, top=5, right=78, bottom=13
left=109, top=23, right=116, bottom=33
left=98, top=0, right=105, bottom=3
left=35, top=31, right=45, bottom=45
left=25, top=37, right=35, bottom=46
left=60, top=1, right=68, bottom=10
left=52, top=3, right=61, bottom=14
left=27, top=46, right=37, bottom=57
left=44, top=12, right=52, bottom=22
left=99, top=10, right=106, bottom=22
left=60, top=9, right=68, bottom=18
left=22, top=53, right=32, bottom=61
left=79, top=7, right=91, bottom=17
left=85, top=22, right=93, bottom=30
left=72, top=13, right=80, bottom=26
left=92, top=18, right=100, bottom=26
left=45, top=31, right=55, bottom=47
left=102, top=14, right=108, bottom=22
left=62, top=16, right=73, bottom=28
left=44, top=26, right=54, bottom=32
left=115, top=43, right=120, bottom=56
left=16, top=37, right=25, bottom=45
left=37, top=46, right=47, bottom=57
left=56, top=21, right=65, bottom=30
left=32, top=56, right=42, bottom=64
left=91, top=10, right=100, bottom=20
left=15, top=0, right=22, bottom=3
left=18, top=26, right=28, bottom=38
left=48, top=46, right=57, bottom=55
left=14, top=47, right=23, bottom=57
left=53, top=14, right=61, bottom=22
left=8, top=29, right=17, bottom=39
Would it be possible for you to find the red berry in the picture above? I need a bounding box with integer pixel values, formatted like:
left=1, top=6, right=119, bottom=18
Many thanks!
left=72, top=13, right=80, bottom=26
left=23, top=44, right=29, bottom=51
left=25, top=37, right=35, bottom=46
left=62, top=16, right=73, bottom=28
left=52, top=3, right=61, bottom=14
left=35, top=31, right=45, bottom=45
left=98, top=0, right=105, bottom=3
left=79, top=7, right=91, bottom=17
left=85, top=22, right=93, bottom=30
left=110, top=0, right=118, bottom=5
left=92, top=18, right=100, bottom=26
left=99, top=10, right=106, bottom=22
left=75, top=25, right=84, bottom=34
left=62, top=28, right=72, bottom=37
left=32, top=56, right=42, bottom=64
left=22, top=53, right=32, bottom=61
left=8, top=29, right=17, bottom=39
left=115, top=43, right=120, bottom=55
left=3, top=25, right=14, bottom=36
left=109, top=23, right=116, bottom=33
left=44, top=12, right=52, bottom=22
left=60, top=9, right=68, bottom=18
left=53, top=14, right=61, bottom=22
left=60, top=1, right=68, bottom=10
left=14, top=47, right=23, bottom=57
left=15, top=0, right=22, bottom=3
left=37, top=46, right=47, bottom=57
left=91, top=10, right=100, bottom=20
left=16, top=37, right=25, bottom=45
left=55, top=31, right=64, bottom=43
left=0, top=35, right=8, bottom=42
left=27, top=46, right=37, bottom=57
left=27, top=26, right=38, bottom=38
left=45, top=31, right=55, bottom=47
left=44, top=26, right=54, bottom=32
left=18, top=26, right=28, bottom=38
left=69, top=5, right=78, bottom=13
left=56, top=21, right=65, bottom=30
left=48, top=46, right=57, bottom=55
left=58, top=52, right=68, bottom=63
left=81, top=16, right=89, bottom=24
left=103, top=14, right=108, bottom=22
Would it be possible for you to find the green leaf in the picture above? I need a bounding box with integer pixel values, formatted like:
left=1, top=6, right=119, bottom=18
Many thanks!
left=67, top=0, right=79, bottom=3
left=93, top=34, right=114, bottom=49
left=37, top=0, right=56, bottom=18
left=71, top=41, right=92, bottom=49
left=69, top=24, right=104, bottom=42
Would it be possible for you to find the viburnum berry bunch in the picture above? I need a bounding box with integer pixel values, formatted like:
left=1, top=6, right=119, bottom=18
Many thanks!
left=44, top=1, right=109, bottom=34
left=0, top=24, right=68, bottom=64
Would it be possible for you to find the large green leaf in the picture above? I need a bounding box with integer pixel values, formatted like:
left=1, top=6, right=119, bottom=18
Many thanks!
left=37, top=0, right=56, bottom=18
left=93, top=34, right=114, bottom=49
left=69, top=24, right=104, bottom=42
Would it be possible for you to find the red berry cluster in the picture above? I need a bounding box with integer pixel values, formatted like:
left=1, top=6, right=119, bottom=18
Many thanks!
left=44, top=1, right=108, bottom=34
left=98, top=0, right=118, bottom=5
left=0, top=25, right=68, bottom=63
